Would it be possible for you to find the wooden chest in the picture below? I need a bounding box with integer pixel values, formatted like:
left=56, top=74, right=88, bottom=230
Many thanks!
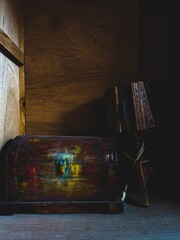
left=1, top=135, right=123, bottom=214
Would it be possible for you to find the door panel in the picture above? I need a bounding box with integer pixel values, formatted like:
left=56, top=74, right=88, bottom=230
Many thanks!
left=0, top=0, right=24, bottom=151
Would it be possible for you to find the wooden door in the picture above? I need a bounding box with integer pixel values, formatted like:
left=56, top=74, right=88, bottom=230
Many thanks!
left=0, top=0, right=25, bottom=151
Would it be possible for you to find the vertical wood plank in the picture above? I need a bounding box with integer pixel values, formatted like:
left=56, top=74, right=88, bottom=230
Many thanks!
left=0, top=53, right=20, bottom=150
left=19, top=0, right=25, bottom=134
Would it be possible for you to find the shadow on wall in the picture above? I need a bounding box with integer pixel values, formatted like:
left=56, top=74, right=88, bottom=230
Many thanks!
left=62, top=98, right=106, bottom=137
left=143, top=81, right=179, bottom=198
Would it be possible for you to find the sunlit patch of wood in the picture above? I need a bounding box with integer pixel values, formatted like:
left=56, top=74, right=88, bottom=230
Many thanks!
left=0, top=53, right=20, bottom=150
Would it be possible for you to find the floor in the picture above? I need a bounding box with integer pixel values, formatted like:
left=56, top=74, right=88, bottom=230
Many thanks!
left=0, top=193, right=180, bottom=240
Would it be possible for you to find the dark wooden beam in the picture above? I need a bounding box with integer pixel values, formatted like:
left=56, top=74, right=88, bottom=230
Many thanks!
left=0, top=28, right=24, bottom=66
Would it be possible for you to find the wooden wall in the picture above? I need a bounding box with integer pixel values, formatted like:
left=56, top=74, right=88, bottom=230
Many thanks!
left=0, top=0, right=24, bottom=151
left=24, top=0, right=139, bottom=136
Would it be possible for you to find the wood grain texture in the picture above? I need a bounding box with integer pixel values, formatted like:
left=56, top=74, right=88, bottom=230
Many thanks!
left=19, top=0, right=25, bottom=134
left=0, top=0, right=24, bottom=151
left=0, top=28, right=24, bottom=66
left=0, top=53, right=20, bottom=150
left=25, top=0, right=138, bottom=136
left=0, top=0, right=20, bottom=46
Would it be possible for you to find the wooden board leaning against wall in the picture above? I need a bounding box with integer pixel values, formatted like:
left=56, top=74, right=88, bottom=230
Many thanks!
left=0, top=0, right=25, bottom=152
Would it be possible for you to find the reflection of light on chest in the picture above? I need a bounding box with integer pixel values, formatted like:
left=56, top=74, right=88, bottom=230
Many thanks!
left=70, top=164, right=81, bottom=176
left=20, top=181, right=28, bottom=192
left=53, top=151, right=74, bottom=164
